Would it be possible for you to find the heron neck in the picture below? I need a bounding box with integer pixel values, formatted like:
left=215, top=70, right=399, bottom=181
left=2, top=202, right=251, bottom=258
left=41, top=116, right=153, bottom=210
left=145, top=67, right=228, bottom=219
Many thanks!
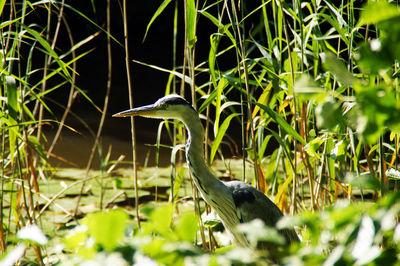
left=182, top=112, right=223, bottom=191
left=181, top=111, right=250, bottom=247
left=185, top=119, right=205, bottom=163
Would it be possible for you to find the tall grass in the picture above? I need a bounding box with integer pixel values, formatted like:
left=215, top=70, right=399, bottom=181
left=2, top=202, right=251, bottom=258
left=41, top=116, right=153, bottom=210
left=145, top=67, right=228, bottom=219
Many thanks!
left=0, top=0, right=100, bottom=262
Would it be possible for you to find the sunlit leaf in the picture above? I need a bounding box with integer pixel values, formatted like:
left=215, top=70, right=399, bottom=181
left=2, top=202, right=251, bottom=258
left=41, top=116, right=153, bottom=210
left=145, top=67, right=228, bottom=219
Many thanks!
left=202, top=210, right=222, bottom=228
left=214, top=77, right=229, bottom=136
left=83, top=209, right=128, bottom=251
left=258, top=134, right=272, bottom=160
left=358, top=1, right=400, bottom=26
left=0, top=0, right=5, bottom=17
left=64, top=225, right=95, bottom=258
left=174, top=211, right=198, bottom=242
left=252, top=83, right=272, bottom=119
left=143, top=204, right=173, bottom=238
left=200, top=11, right=218, bottom=26
left=304, top=137, right=325, bottom=158
left=198, top=90, right=218, bottom=113
left=5, top=76, right=18, bottom=120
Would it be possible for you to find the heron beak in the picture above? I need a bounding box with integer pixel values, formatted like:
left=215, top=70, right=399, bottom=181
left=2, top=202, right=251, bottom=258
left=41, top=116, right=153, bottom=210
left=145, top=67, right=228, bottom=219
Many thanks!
left=112, top=104, right=158, bottom=118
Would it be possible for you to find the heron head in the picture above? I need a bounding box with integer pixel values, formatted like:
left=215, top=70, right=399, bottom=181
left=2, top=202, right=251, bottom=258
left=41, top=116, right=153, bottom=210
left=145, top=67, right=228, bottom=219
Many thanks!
left=113, top=94, right=196, bottom=120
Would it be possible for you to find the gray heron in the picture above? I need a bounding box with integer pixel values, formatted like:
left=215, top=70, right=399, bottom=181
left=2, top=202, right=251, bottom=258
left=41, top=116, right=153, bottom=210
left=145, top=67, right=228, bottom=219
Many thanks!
left=113, top=94, right=299, bottom=250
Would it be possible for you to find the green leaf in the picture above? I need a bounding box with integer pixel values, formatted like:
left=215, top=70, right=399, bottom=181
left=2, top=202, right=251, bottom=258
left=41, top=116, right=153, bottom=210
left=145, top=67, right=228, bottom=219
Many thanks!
left=198, top=90, right=217, bottom=113
left=330, top=140, right=347, bottom=162
left=210, top=113, right=239, bottom=164
left=358, top=1, right=400, bottom=26
left=173, top=167, right=187, bottom=200
left=203, top=219, right=221, bottom=228
left=0, top=0, right=6, bottom=17
left=304, top=137, right=325, bottom=158
left=0, top=17, right=22, bottom=31
left=258, top=134, right=272, bottom=160
left=174, top=212, right=198, bottom=242
left=40, top=1, right=122, bottom=46
left=143, top=0, right=173, bottom=42
left=214, top=77, right=229, bottom=136
left=200, top=11, right=219, bottom=25
left=319, top=13, right=349, bottom=45
left=200, top=11, right=236, bottom=47
left=315, top=98, right=344, bottom=131
left=143, top=204, right=173, bottom=238
left=82, top=209, right=128, bottom=251
left=186, top=0, right=196, bottom=48
left=64, top=225, right=95, bottom=258
left=209, top=34, right=219, bottom=89
left=255, top=102, right=306, bottom=145
left=266, top=128, right=296, bottom=174
left=202, top=210, right=222, bottom=228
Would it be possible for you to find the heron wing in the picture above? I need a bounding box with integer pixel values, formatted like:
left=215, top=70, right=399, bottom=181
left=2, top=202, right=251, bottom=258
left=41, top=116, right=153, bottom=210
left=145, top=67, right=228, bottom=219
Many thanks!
left=229, top=182, right=282, bottom=226
left=226, top=180, right=300, bottom=244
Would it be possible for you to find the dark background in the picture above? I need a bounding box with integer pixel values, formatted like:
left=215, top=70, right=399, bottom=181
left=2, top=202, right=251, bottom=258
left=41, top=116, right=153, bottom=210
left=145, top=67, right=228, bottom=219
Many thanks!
left=39, top=1, right=222, bottom=167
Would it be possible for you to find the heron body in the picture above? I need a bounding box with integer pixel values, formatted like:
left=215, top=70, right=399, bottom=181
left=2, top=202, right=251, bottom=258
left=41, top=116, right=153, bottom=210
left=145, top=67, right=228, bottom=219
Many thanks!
left=113, top=95, right=299, bottom=248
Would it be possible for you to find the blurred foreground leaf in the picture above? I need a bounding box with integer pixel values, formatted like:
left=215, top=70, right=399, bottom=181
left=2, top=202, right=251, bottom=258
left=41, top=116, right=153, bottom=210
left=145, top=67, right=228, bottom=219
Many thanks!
left=83, top=209, right=129, bottom=251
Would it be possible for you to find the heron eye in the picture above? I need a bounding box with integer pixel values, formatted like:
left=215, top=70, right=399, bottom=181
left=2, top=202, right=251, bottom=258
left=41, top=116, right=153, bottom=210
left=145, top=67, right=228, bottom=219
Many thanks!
left=159, top=103, right=168, bottom=109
